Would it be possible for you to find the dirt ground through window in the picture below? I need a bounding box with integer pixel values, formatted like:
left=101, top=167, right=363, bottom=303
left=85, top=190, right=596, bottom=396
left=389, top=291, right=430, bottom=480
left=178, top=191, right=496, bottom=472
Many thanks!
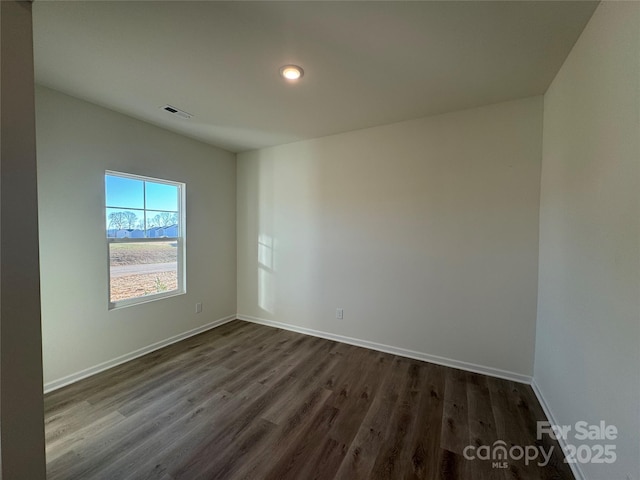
left=109, top=242, right=179, bottom=302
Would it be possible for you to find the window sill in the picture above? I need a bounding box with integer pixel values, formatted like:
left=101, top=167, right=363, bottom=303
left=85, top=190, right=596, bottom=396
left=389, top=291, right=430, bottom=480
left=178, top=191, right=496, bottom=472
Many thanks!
left=108, top=289, right=186, bottom=310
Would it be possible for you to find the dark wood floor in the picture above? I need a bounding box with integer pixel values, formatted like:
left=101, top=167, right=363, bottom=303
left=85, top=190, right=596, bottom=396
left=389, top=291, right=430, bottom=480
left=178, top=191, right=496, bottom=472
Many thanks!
left=45, top=320, right=573, bottom=480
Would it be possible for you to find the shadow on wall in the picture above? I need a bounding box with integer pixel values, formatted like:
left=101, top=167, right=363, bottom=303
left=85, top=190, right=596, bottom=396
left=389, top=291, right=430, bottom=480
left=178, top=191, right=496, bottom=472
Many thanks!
left=250, top=142, right=325, bottom=322
left=257, top=152, right=276, bottom=315
left=258, top=232, right=275, bottom=314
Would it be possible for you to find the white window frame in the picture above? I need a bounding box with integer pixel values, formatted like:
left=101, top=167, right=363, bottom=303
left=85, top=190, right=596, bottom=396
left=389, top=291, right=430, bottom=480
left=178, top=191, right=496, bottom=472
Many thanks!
left=105, top=170, right=186, bottom=309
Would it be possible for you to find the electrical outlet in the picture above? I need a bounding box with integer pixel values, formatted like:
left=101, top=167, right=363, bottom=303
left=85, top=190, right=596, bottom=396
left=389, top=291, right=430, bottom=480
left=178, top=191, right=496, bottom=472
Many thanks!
left=336, top=308, right=343, bottom=320
left=195, top=303, right=202, bottom=313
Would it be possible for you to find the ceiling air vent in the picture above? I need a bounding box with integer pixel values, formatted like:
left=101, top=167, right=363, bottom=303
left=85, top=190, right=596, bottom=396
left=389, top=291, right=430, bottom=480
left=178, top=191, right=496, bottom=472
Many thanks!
left=161, top=105, right=192, bottom=119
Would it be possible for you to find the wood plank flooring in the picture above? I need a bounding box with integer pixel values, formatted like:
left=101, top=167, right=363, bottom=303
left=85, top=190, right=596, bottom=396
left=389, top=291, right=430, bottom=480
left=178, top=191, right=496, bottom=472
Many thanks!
left=44, top=320, right=574, bottom=480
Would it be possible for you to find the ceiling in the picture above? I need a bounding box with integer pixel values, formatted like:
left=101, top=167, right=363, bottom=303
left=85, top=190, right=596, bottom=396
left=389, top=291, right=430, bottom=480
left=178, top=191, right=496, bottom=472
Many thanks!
left=33, top=1, right=598, bottom=153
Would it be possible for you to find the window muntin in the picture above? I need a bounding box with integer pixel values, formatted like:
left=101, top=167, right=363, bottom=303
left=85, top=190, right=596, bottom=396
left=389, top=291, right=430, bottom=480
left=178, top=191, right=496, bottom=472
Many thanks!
left=105, top=171, right=185, bottom=308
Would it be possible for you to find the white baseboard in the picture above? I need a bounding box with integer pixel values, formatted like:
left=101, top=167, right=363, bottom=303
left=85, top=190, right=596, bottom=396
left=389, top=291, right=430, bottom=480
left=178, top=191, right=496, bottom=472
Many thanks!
left=237, top=314, right=532, bottom=384
left=531, top=379, right=584, bottom=480
left=44, top=312, right=532, bottom=394
left=43, top=314, right=237, bottom=393
left=45, top=312, right=584, bottom=480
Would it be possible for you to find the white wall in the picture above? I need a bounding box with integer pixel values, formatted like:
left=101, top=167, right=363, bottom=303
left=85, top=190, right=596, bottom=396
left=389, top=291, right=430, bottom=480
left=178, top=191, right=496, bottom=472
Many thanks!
left=36, top=86, right=237, bottom=386
left=1, top=2, right=47, bottom=477
left=535, top=3, right=640, bottom=480
left=237, top=96, right=543, bottom=378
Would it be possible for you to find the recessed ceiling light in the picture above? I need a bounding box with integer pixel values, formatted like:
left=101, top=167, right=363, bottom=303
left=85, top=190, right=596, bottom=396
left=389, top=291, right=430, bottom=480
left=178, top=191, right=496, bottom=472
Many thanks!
left=279, top=65, right=304, bottom=81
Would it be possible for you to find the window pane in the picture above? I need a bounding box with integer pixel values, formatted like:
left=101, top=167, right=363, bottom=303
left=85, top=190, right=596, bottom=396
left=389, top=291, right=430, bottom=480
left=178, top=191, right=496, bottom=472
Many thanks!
left=109, top=241, right=178, bottom=302
left=146, top=210, right=179, bottom=238
left=105, top=171, right=185, bottom=308
left=145, top=181, right=179, bottom=212
left=106, top=208, right=145, bottom=237
left=106, top=175, right=144, bottom=209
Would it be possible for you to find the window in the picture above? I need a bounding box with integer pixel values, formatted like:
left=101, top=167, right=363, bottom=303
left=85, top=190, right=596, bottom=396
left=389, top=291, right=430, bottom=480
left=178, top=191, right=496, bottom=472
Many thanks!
left=105, top=171, right=185, bottom=308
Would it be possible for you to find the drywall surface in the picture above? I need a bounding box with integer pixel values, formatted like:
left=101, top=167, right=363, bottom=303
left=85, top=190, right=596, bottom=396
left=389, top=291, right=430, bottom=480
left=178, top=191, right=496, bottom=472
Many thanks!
left=535, top=2, right=640, bottom=479
left=238, top=96, right=543, bottom=377
left=1, top=1, right=47, bottom=477
left=36, top=86, right=237, bottom=384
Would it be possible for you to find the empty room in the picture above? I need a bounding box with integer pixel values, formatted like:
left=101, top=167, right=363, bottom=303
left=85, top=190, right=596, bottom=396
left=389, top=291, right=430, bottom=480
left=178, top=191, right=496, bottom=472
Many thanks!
left=0, top=1, right=638, bottom=479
